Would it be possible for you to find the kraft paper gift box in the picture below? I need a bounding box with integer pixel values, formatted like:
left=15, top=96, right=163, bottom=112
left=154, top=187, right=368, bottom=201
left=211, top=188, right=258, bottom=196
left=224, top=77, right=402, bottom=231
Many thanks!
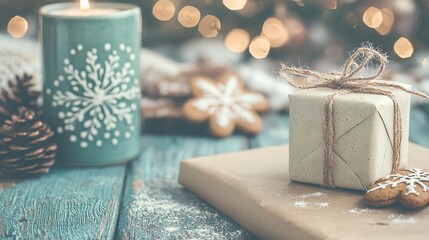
left=288, top=82, right=411, bottom=191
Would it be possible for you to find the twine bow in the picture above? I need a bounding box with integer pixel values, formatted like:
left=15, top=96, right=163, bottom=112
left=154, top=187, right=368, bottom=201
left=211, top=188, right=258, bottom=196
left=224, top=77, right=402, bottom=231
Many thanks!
left=281, top=47, right=429, bottom=188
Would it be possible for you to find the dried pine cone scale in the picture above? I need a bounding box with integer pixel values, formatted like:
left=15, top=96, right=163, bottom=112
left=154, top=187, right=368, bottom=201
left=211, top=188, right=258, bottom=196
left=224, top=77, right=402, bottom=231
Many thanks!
left=0, top=107, right=56, bottom=175
left=0, top=74, right=41, bottom=124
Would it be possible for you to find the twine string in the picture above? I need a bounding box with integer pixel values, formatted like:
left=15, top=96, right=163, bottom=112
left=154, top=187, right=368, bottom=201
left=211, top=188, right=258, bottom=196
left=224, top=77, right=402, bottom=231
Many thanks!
left=281, top=47, right=429, bottom=188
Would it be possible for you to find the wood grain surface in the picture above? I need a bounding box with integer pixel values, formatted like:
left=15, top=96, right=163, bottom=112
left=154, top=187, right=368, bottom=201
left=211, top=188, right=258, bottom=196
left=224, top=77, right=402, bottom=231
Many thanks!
left=117, top=135, right=250, bottom=239
left=0, top=165, right=126, bottom=239
left=11, top=112, right=429, bottom=239
left=117, top=114, right=289, bottom=239
left=0, top=114, right=290, bottom=239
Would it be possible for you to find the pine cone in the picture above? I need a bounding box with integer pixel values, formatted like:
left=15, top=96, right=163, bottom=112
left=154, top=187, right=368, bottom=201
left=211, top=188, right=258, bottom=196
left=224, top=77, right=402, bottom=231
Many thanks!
left=0, top=107, right=56, bottom=175
left=0, top=74, right=41, bottom=124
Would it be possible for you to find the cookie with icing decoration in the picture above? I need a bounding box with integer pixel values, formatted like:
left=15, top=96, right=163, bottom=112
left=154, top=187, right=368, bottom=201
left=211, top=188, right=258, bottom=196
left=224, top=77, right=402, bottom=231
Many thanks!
left=364, top=168, right=429, bottom=208
left=182, top=73, right=269, bottom=137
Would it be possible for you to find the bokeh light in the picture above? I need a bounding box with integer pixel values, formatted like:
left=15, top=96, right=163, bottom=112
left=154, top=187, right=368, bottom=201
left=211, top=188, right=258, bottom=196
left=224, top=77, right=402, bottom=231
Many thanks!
left=223, top=0, right=247, bottom=11
left=152, top=0, right=175, bottom=21
left=394, top=37, right=413, bottom=58
left=198, top=15, right=221, bottom=38
left=262, top=18, right=289, bottom=48
left=178, top=6, right=201, bottom=28
left=225, top=28, right=250, bottom=53
left=249, top=36, right=270, bottom=59
left=363, top=7, right=383, bottom=28
left=7, top=16, right=28, bottom=38
left=375, top=8, right=394, bottom=35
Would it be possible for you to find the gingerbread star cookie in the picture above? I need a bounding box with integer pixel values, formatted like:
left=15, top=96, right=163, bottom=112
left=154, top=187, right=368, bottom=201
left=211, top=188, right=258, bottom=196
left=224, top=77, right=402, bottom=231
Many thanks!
left=183, top=73, right=269, bottom=137
left=364, top=168, right=429, bottom=208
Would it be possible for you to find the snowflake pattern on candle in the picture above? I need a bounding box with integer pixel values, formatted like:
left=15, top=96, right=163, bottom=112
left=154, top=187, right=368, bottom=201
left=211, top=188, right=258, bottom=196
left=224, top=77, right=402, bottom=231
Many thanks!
left=46, top=43, right=140, bottom=148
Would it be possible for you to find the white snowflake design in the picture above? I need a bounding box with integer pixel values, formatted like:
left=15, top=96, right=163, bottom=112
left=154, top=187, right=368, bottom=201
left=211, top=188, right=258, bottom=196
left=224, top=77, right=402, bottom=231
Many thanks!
left=367, top=168, right=429, bottom=195
left=46, top=43, right=140, bottom=148
left=192, top=75, right=265, bottom=129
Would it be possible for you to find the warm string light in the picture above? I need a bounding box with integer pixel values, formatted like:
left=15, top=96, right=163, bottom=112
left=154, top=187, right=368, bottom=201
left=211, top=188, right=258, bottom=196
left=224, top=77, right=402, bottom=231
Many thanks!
left=262, top=18, right=289, bottom=48
left=225, top=28, right=250, bottom=53
left=148, top=0, right=297, bottom=59
left=7, top=16, right=28, bottom=38
left=178, top=6, right=201, bottom=28
left=375, top=8, right=394, bottom=35
left=198, top=15, right=221, bottom=38
left=153, top=0, right=175, bottom=21
left=394, top=37, right=413, bottom=59
left=362, top=7, right=383, bottom=28
left=223, top=0, right=247, bottom=11
left=362, top=6, right=396, bottom=36
left=249, top=36, right=270, bottom=59
left=80, top=0, right=90, bottom=11
left=146, top=1, right=418, bottom=61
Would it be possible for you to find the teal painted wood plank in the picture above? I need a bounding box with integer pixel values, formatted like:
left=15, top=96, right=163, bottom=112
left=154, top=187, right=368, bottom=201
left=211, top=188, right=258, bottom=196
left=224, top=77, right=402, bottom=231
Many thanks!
left=117, top=135, right=256, bottom=240
left=135, top=136, right=248, bottom=182
left=0, top=165, right=126, bottom=239
left=250, top=113, right=289, bottom=148
left=121, top=182, right=257, bottom=240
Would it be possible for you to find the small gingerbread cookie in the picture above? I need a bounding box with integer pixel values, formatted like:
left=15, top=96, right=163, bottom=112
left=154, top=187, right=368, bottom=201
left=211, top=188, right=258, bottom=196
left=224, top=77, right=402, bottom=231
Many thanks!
left=364, top=168, right=429, bottom=208
left=182, top=73, right=269, bottom=137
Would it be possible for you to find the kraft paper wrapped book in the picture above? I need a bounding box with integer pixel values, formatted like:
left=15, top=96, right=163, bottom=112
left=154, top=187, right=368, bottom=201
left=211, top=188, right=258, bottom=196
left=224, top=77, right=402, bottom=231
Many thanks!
left=179, top=143, right=429, bottom=240
left=288, top=83, right=411, bottom=191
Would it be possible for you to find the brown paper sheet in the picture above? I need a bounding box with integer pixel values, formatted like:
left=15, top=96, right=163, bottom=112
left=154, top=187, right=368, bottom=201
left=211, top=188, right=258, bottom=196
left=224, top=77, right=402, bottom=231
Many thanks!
left=179, top=143, right=429, bottom=240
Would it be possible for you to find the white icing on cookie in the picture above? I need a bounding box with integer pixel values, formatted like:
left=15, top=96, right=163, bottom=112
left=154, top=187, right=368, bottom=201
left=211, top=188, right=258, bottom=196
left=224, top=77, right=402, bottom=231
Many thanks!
left=191, top=75, right=265, bottom=129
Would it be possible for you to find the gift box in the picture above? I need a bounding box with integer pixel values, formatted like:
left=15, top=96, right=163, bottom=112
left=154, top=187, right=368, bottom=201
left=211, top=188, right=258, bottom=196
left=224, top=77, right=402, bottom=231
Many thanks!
left=288, top=82, right=411, bottom=191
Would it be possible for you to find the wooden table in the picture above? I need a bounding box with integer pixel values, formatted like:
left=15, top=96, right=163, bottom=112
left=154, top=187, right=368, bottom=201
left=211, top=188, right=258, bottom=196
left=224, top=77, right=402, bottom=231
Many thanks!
left=1, top=109, right=428, bottom=239
left=0, top=114, right=289, bottom=239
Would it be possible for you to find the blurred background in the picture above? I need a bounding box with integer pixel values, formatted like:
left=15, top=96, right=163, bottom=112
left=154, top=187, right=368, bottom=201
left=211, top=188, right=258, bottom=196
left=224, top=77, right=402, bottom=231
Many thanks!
left=1, top=0, right=429, bottom=62
left=1, top=0, right=429, bottom=137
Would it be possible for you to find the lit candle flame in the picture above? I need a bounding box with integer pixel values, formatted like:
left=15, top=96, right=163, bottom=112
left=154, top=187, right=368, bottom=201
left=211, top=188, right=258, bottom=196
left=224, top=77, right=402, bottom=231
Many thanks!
left=80, top=0, right=90, bottom=11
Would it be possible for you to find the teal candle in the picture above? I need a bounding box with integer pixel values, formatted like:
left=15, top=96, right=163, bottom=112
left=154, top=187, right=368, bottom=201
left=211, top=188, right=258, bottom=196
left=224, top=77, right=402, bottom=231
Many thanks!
left=40, top=3, right=141, bottom=166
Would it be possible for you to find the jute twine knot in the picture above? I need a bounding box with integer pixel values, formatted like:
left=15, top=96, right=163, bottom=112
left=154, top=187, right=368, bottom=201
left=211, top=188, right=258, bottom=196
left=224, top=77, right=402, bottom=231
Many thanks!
left=281, top=47, right=429, bottom=188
